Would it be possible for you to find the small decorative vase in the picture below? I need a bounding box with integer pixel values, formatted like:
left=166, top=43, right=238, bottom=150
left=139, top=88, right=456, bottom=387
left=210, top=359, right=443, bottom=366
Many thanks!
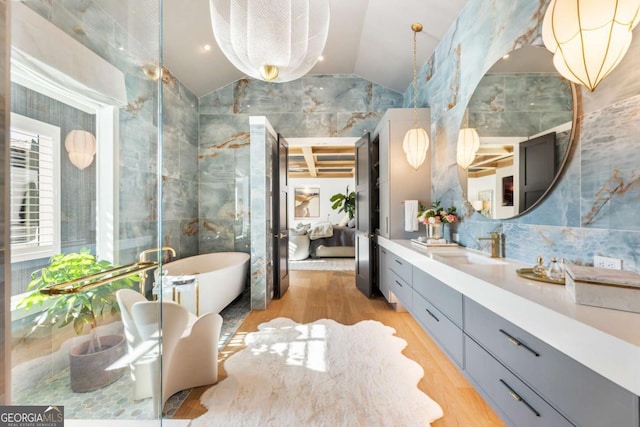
left=426, top=223, right=444, bottom=240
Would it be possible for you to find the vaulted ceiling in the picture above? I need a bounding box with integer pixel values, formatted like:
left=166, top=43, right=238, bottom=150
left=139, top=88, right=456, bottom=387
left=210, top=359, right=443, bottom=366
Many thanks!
left=163, top=0, right=469, bottom=97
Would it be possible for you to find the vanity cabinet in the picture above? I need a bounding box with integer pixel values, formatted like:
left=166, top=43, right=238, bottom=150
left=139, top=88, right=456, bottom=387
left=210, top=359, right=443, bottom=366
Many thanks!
left=465, top=298, right=640, bottom=427
left=378, top=246, right=392, bottom=302
left=411, top=267, right=464, bottom=367
left=465, top=336, right=573, bottom=426
left=376, top=238, right=640, bottom=427
left=412, top=290, right=464, bottom=367
left=374, top=108, right=430, bottom=240
left=378, top=246, right=410, bottom=309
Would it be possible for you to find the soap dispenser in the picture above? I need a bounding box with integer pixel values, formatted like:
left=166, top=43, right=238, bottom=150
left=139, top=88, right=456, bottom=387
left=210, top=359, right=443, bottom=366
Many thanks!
left=546, top=257, right=563, bottom=281
left=532, top=256, right=545, bottom=276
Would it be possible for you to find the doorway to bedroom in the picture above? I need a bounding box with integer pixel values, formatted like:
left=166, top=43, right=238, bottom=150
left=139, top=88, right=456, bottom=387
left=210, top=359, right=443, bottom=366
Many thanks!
left=286, top=137, right=358, bottom=272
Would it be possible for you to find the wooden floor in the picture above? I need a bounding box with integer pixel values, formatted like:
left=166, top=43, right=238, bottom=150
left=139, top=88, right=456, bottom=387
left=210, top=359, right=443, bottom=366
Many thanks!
left=173, top=269, right=504, bottom=426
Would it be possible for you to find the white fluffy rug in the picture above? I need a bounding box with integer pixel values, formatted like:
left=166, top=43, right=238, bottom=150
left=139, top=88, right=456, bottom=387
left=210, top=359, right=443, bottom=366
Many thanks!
left=192, top=318, right=443, bottom=427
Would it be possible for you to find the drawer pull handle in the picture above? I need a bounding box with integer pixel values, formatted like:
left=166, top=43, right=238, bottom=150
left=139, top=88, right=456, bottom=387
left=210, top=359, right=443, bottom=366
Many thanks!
left=499, top=329, right=540, bottom=357
left=395, top=280, right=403, bottom=288
left=499, top=379, right=540, bottom=417
left=425, top=308, right=440, bottom=322
left=382, top=249, right=387, bottom=254
left=395, top=259, right=403, bottom=265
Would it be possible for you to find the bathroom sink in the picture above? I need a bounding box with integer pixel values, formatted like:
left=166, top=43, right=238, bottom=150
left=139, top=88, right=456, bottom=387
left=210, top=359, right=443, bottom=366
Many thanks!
left=432, top=250, right=507, bottom=266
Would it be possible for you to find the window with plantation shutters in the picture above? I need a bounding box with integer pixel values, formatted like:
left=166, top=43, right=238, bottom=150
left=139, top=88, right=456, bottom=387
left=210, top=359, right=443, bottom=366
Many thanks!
left=10, top=113, right=60, bottom=263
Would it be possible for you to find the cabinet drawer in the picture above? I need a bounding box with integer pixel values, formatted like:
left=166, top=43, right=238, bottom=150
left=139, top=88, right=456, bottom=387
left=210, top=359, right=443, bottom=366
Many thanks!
left=389, top=270, right=412, bottom=309
left=388, top=252, right=412, bottom=284
left=378, top=247, right=392, bottom=302
left=465, top=298, right=639, bottom=427
left=465, top=336, right=573, bottom=427
left=413, top=267, right=463, bottom=326
left=412, top=290, right=463, bottom=367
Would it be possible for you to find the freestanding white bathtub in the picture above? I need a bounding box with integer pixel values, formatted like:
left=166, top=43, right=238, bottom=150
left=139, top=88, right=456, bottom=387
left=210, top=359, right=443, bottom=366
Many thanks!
left=162, top=252, right=249, bottom=315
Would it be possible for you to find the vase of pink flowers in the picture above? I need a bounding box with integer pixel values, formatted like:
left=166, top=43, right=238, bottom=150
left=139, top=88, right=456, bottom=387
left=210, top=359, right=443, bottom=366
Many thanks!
left=418, top=201, right=458, bottom=240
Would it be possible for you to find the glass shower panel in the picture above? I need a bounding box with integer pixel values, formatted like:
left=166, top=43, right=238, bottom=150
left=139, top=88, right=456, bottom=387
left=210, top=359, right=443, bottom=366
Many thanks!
left=9, top=0, right=164, bottom=423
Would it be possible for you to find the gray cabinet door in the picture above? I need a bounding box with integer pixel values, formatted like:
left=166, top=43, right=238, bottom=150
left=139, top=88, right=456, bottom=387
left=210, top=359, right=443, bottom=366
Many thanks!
left=465, top=298, right=640, bottom=427
left=466, top=336, right=573, bottom=427
left=388, top=252, right=412, bottom=284
left=378, top=246, right=391, bottom=302
left=413, top=267, right=463, bottom=327
left=389, top=270, right=412, bottom=309
left=412, top=290, right=463, bottom=367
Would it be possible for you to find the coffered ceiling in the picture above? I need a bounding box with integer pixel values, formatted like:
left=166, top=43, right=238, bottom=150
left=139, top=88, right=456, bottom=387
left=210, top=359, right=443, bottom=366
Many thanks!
left=163, top=0, right=469, bottom=97
left=288, top=145, right=356, bottom=179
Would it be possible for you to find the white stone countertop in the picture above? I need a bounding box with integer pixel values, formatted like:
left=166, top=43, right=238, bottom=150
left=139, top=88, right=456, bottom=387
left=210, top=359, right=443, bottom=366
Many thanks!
left=377, top=236, right=640, bottom=396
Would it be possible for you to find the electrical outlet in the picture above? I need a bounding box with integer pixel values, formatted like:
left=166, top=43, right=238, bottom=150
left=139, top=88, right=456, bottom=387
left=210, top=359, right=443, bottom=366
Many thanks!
left=594, top=255, right=623, bottom=270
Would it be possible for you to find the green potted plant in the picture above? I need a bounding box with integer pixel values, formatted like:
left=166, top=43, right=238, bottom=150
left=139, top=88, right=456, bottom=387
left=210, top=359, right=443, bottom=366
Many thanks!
left=330, top=186, right=356, bottom=219
left=18, top=248, right=140, bottom=392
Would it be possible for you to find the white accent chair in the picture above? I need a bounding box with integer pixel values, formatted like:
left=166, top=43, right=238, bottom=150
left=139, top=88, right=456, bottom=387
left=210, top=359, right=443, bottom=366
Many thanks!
left=116, top=289, right=223, bottom=414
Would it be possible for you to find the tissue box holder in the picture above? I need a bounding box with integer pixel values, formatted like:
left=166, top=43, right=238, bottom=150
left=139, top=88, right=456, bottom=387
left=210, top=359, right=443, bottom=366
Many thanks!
left=565, top=265, right=640, bottom=313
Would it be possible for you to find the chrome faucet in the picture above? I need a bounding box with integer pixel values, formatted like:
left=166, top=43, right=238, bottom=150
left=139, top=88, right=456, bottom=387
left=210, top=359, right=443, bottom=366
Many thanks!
left=478, top=232, right=504, bottom=258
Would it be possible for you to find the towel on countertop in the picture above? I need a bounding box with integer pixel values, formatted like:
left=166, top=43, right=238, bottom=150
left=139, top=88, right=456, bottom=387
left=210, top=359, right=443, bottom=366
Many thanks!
left=404, top=200, right=419, bottom=232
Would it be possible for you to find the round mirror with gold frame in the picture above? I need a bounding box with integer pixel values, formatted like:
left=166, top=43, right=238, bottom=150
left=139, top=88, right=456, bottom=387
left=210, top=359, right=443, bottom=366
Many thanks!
left=458, top=45, right=578, bottom=219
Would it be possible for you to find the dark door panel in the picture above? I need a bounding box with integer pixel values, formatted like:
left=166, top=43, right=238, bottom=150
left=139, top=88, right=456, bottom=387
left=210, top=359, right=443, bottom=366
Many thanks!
left=273, top=134, right=289, bottom=298
left=355, top=133, right=376, bottom=297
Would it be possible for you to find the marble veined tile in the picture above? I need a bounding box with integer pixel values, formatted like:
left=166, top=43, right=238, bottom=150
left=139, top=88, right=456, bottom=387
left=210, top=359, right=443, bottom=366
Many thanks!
left=119, top=111, right=158, bottom=172
left=372, top=84, right=403, bottom=111
left=233, top=78, right=302, bottom=114
left=580, top=94, right=640, bottom=231
left=199, top=84, right=234, bottom=114
left=119, top=168, right=157, bottom=222
left=163, top=177, right=197, bottom=221
left=468, top=74, right=506, bottom=112
left=199, top=182, right=236, bottom=220
left=336, top=112, right=382, bottom=137
left=199, top=113, right=250, bottom=146
left=163, top=87, right=198, bottom=145
left=504, top=74, right=572, bottom=112
left=302, top=75, right=373, bottom=113
left=265, top=112, right=337, bottom=138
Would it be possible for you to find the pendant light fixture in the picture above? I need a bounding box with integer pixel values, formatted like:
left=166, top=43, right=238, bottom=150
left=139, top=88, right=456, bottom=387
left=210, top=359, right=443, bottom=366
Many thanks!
left=542, top=0, right=640, bottom=92
left=209, top=0, right=330, bottom=83
left=456, top=110, right=480, bottom=170
left=403, top=23, right=429, bottom=170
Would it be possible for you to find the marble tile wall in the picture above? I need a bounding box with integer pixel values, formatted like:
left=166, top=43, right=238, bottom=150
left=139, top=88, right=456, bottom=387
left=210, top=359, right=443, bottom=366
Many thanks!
left=161, top=70, right=199, bottom=259
left=412, top=0, right=640, bottom=271
left=199, top=75, right=403, bottom=307
left=10, top=83, right=96, bottom=295
left=21, top=0, right=165, bottom=265
left=468, top=72, right=573, bottom=138
left=248, top=118, right=276, bottom=310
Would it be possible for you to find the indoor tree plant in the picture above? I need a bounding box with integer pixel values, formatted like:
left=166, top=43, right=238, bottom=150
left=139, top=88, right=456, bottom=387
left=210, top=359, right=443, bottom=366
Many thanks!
left=330, top=186, right=356, bottom=219
left=18, top=248, right=140, bottom=392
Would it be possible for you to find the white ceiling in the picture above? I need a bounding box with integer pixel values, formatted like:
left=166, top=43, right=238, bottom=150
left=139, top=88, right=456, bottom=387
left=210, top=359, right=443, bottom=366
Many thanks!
left=163, top=0, right=469, bottom=98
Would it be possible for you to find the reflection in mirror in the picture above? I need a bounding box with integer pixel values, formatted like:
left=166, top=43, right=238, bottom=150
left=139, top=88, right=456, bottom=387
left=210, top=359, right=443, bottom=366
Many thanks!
left=459, top=46, right=576, bottom=219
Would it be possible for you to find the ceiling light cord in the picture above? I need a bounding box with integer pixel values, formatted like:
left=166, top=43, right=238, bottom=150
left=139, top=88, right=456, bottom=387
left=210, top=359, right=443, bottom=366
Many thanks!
left=411, top=23, right=421, bottom=128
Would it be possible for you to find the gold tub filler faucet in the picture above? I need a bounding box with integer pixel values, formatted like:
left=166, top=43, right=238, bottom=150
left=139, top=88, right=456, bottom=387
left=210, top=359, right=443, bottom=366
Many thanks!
left=478, top=232, right=505, bottom=258
left=138, top=246, right=177, bottom=293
